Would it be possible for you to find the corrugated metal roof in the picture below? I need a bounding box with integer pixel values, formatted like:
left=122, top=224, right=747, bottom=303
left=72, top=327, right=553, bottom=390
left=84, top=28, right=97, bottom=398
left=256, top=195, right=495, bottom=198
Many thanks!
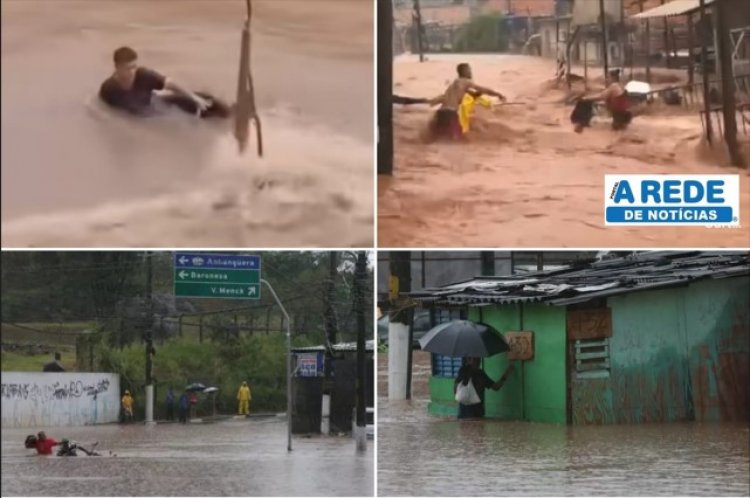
left=410, top=252, right=749, bottom=307
left=631, top=0, right=714, bottom=19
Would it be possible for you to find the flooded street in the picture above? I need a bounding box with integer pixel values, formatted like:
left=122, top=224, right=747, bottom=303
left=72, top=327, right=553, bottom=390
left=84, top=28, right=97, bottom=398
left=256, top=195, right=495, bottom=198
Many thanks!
left=1, top=0, right=373, bottom=247
left=378, top=54, right=750, bottom=248
left=1, top=418, right=373, bottom=496
left=377, top=353, right=750, bottom=496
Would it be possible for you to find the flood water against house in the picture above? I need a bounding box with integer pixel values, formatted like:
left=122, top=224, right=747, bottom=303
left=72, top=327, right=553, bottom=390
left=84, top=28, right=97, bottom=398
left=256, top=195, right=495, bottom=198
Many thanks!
left=378, top=398, right=749, bottom=496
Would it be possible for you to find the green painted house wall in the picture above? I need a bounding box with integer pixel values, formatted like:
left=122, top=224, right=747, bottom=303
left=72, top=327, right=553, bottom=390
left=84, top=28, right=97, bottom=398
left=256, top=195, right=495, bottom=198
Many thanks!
left=427, top=303, right=567, bottom=424
left=576, top=276, right=750, bottom=424
left=428, top=276, right=749, bottom=425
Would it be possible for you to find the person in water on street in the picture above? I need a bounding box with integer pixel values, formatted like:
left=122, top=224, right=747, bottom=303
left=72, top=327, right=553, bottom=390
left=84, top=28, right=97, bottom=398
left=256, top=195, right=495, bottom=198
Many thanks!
left=121, top=389, right=134, bottom=423
left=56, top=438, right=98, bottom=457
left=25, top=432, right=60, bottom=455
left=99, top=46, right=231, bottom=118
left=427, top=63, right=506, bottom=141
left=454, top=358, right=515, bottom=419
left=237, top=381, right=252, bottom=416
left=572, top=68, right=632, bottom=133
left=178, top=390, right=189, bottom=424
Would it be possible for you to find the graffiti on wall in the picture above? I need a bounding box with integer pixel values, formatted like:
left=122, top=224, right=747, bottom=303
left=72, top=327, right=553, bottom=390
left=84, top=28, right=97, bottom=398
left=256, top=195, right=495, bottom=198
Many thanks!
left=504, top=331, right=534, bottom=361
left=1, top=372, right=120, bottom=429
left=1, top=378, right=110, bottom=402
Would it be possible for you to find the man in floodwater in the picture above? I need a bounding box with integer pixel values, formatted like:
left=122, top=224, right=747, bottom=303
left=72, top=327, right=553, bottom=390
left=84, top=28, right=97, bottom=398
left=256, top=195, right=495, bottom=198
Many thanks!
left=454, top=358, right=514, bottom=419
left=25, top=432, right=61, bottom=455
left=99, top=46, right=231, bottom=118
left=427, top=63, right=506, bottom=141
left=572, top=69, right=632, bottom=133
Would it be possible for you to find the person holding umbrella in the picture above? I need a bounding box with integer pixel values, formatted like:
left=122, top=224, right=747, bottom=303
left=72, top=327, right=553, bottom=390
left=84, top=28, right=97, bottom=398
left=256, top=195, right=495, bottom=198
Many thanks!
left=419, top=319, right=516, bottom=419
left=455, top=358, right=515, bottom=419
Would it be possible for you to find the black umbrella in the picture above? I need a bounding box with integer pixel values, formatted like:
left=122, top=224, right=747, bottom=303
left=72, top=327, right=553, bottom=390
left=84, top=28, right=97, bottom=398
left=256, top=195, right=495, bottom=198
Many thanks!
left=419, top=320, right=510, bottom=358
left=185, top=383, right=206, bottom=392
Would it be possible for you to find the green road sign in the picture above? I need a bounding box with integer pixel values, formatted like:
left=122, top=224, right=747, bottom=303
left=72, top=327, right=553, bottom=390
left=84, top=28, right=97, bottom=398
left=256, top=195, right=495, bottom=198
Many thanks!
left=174, top=282, right=260, bottom=299
left=174, top=253, right=261, bottom=299
left=175, top=268, right=260, bottom=285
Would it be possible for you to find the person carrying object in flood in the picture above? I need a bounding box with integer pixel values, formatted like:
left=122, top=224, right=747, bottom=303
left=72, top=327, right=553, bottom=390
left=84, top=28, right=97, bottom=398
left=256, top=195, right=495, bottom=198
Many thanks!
left=571, top=68, right=632, bottom=133
left=99, top=46, right=231, bottom=119
left=426, top=63, right=506, bottom=141
left=454, top=358, right=514, bottom=419
left=25, top=432, right=61, bottom=455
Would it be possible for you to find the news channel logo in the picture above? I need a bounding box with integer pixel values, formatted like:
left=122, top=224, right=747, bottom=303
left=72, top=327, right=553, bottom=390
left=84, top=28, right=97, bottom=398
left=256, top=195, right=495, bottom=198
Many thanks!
left=604, top=175, right=740, bottom=227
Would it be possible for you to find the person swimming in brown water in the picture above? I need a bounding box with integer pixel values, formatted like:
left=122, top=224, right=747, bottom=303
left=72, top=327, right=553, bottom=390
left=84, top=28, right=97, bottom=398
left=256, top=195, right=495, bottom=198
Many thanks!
left=99, top=46, right=231, bottom=119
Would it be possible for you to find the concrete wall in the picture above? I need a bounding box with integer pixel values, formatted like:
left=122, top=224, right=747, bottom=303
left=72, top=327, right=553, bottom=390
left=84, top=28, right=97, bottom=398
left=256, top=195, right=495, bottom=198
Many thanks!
left=1, top=372, right=120, bottom=428
left=427, top=303, right=567, bottom=424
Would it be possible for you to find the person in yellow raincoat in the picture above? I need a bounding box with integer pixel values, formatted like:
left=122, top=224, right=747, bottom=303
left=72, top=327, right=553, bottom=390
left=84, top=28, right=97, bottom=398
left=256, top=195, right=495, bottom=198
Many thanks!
left=458, top=92, right=493, bottom=135
left=121, top=390, right=134, bottom=423
left=237, top=381, right=251, bottom=416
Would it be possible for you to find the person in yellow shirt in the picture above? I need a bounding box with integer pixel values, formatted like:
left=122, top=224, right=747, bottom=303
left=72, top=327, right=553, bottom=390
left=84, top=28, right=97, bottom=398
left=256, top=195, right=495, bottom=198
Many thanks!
left=237, top=381, right=251, bottom=416
left=121, top=390, right=134, bottom=423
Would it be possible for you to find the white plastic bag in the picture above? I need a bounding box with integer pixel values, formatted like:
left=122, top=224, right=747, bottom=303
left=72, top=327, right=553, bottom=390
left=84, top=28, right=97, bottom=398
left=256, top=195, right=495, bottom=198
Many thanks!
left=454, top=378, right=481, bottom=405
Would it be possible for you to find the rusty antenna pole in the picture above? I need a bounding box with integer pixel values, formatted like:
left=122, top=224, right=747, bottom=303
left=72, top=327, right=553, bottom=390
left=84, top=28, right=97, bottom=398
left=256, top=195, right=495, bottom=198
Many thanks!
left=234, top=0, right=263, bottom=156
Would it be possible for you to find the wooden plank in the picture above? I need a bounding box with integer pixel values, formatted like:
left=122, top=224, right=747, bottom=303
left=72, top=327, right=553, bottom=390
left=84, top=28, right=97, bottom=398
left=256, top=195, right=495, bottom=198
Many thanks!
left=576, top=360, right=610, bottom=371
left=503, top=331, right=534, bottom=361
left=575, top=338, right=609, bottom=348
left=576, top=351, right=609, bottom=360
left=576, top=369, right=611, bottom=380
left=567, top=308, right=612, bottom=340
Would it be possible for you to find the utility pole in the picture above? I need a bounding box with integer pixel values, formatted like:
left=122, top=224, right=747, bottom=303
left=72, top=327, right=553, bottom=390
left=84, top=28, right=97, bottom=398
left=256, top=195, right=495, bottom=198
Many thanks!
left=144, top=251, right=155, bottom=424
left=413, top=0, right=425, bottom=62
left=699, top=0, right=713, bottom=143
left=715, top=0, right=745, bottom=167
left=378, top=0, right=394, bottom=175
left=599, top=0, right=609, bottom=80
left=354, top=251, right=368, bottom=452
left=321, top=252, right=338, bottom=435
left=388, top=252, right=411, bottom=400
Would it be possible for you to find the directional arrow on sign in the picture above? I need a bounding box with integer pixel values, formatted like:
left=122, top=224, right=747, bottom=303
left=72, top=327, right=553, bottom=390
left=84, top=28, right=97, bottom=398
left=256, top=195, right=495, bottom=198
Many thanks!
left=248, top=287, right=257, bottom=296
left=178, top=256, right=189, bottom=265
left=178, top=270, right=189, bottom=279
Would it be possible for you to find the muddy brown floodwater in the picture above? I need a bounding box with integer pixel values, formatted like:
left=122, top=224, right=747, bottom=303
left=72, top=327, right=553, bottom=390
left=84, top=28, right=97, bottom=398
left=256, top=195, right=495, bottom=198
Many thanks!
left=1, top=0, right=373, bottom=247
left=378, top=54, right=750, bottom=248
left=1, top=418, right=373, bottom=496
left=378, top=352, right=750, bottom=496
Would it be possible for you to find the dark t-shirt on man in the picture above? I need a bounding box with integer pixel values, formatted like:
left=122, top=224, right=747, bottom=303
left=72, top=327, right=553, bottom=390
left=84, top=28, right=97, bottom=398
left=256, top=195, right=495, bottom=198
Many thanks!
left=99, top=67, right=166, bottom=115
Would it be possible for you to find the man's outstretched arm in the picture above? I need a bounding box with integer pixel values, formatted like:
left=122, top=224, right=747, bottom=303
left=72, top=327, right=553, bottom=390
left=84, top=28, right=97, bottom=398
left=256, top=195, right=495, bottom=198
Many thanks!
left=469, top=83, right=506, bottom=101
left=164, top=78, right=210, bottom=112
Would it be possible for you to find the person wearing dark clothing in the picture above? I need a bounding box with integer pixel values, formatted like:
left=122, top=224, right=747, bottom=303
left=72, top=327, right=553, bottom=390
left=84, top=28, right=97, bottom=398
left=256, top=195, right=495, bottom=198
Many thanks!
left=42, top=352, right=65, bottom=372
left=56, top=439, right=97, bottom=457
left=165, top=388, right=175, bottom=421
left=178, top=391, right=189, bottom=424
left=572, top=69, right=632, bottom=132
left=99, top=46, right=230, bottom=118
left=454, top=358, right=514, bottom=419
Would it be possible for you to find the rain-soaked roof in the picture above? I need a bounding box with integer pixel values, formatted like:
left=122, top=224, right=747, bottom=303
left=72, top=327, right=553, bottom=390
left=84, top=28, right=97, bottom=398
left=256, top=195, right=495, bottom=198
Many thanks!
left=411, top=251, right=749, bottom=307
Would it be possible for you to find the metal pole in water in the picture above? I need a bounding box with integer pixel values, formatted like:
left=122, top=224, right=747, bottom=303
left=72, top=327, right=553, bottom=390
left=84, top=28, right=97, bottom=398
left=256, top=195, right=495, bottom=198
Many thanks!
left=235, top=0, right=263, bottom=157
left=261, top=279, right=292, bottom=451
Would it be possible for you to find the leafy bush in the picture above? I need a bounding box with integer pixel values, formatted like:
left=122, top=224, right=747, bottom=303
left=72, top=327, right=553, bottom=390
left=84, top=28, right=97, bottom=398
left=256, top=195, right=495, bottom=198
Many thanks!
left=454, top=13, right=509, bottom=53
left=96, top=335, right=288, bottom=419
